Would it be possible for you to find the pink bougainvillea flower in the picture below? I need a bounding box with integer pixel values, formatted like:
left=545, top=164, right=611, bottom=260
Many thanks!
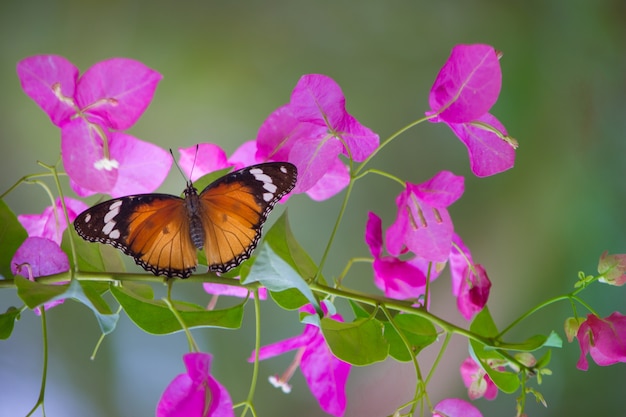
left=17, top=55, right=161, bottom=129
left=449, top=234, right=491, bottom=320
left=178, top=143, right=231, bottom=182
left=203, top=281, right=267, bottom=300
left=597, top=251, right=626, bottom=286
left=17, top=55, right=171, bottom=196
left=256, top=74, right=379, bottom=200
left=18, top=197, right=87, bottom=245
left=576, top=312, right=626, bottom=371
left=460, top=357, right=499, bottom=400
left=248, top=304, right=351, bottom=417
left=11, top=237, right=70, bottom=313
left=426, top=44, right=515, bottom=177
left=386, top=171, right=464, bottom=263
left=227, top=140, right=261, bottom=169
left=156, top=352, right=234, bottom=417
left=432, top=398, right=483, bottom=417
left=365, top=211, right=443, bottom=300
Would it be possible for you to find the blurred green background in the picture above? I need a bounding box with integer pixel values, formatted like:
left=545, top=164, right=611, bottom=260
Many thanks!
left=1, top=1, right=625, bottom=416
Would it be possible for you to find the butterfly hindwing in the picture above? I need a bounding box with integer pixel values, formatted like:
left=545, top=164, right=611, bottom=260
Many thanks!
left=74, top=194, right=199, bottom=278
left=198, top=162, right=297, bottom=273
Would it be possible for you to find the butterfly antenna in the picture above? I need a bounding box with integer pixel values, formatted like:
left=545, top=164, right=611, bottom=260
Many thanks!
left=170, top=145, right=199, bottom=184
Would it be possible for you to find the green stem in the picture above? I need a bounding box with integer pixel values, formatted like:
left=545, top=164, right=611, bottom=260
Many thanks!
left=497, top=291, right=597, bottom=339
left=310, top=282, right=490, bottom=346
left=314, top=179, right=355, bottom=284
left=26, top=308, right=49, bottom=417
left=353, top=116, right=431, bottom=177
left=381, top=305, right=424, bottom=416
left=163, top=284, right=199, bottom=353
left=239, top=289, right=262, bottom=417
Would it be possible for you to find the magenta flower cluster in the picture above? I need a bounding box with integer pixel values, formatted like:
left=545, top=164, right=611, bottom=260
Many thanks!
left=13, top=43, right=626, bottom=417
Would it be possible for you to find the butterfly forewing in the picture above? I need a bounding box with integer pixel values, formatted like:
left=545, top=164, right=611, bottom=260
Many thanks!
left=74, top=194, right=199, bottom=278
left=199, top=163, right=297, bottom=273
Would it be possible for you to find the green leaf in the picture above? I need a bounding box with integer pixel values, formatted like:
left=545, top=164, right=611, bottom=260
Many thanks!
left=15, top=274, right=68, bottom=308
left=348, top=300, right=370, bottom=319
left=0, top=199, right=28, bottom=279
left=243, top=244, right=320, bottom=313
left=469, top=307, right=520, bottom=394
left=64, top=226, right=124, bottom=273
left=0, top=306, right=21, bottom=340
left=384, top=314, right=437, bottom=362
left=15, top=276, right=119, bottom=334
left=263, top=211, right=322, bottom=283
left=491, top=331, right=563, bottom=352
left=110, top=284, right=243, bottom=335
left=321, top=316, right=389, bottom=366
left=269, top=288, right=309, bottom=310
left=535, top=349, right=552, bottom=369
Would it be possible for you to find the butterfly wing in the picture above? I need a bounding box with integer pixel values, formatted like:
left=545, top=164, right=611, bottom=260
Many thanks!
left=198, top=162, right=297, bottom=273
left=74, top=194, right=199, bottom=278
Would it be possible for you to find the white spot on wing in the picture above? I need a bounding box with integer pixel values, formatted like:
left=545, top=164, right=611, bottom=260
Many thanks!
left=104, top=209, right=118, bottom=224
left=102, top=221, right=115, bottom=235
left=280, top=166, right=288, bottom=173
left=263, top=182, right=277, bottom=193
left=109, top=229, right=121, bottom=239
left=250, top=168, right=273, bottom=185
left=84, top=213, right=92, bottom=223
left=263, top=192, right=273, bottom=202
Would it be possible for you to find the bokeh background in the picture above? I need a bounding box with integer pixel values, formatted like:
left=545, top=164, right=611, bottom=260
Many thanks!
left=1, top=1, right=625, bottom=416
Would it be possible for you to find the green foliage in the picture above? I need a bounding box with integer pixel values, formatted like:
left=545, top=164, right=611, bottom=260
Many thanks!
left=110, top=284, right=243, bottom=335
left=15, top=275, right=119, bottom=334
left=321, top=315, right=389, bottom=366
left=243, top=212, right=321, bottom=313
left=0, top=199, right=28, bottom=279
left=384, top=314, right=437, bottom=362
left=469, top=307, right=520, bottom=394
left=0, top=306, right=21, bottom=339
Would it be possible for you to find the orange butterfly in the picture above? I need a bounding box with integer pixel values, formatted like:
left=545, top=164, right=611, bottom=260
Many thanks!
left=74, top=162, right=297, bottom=278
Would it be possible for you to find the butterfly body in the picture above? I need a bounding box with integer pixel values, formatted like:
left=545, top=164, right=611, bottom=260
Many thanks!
left=74, top=162, right=297, bottom=278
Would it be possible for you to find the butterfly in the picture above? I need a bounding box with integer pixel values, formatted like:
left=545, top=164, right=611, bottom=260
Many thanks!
left=73, top=162, right=297, bottom=278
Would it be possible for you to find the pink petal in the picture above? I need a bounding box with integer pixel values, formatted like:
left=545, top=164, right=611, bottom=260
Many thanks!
left=433, top=398, right=483, bottom=417
left=76, top=58, right=162, bottom=130
left=229, top=140, right=261, bottom=169
left=447, top=113, right=515, bottom=177
left=108, top=132, right=172, bottom=197
left=248, top=326, right=317, bottom=362
left=386, top=187, right=454, bottom=262
left=448, top=234, right=473, bottom=297
left=256, top=105, right=300, bottom=162
left=337, top=113, right=379, bottom=162
left=372, top=257, right=428, bottom=300
left=457, top=264, right=491, bottom=320
left=428, top=44, right=501, bottom=124
left=365, top=212, right=383, bottom=257
left=16, top=55, right=78, bottom=126
left=178, top=143, right=230, bottom=182
left=156, top=353, right=234, bottom=417
left=18, top=197, right=88, bottom=245
left=304, top=157, right=350, bottom=201
left=61, top=118, right=118, bottom=194
left=289, top=136, right=343, bottom=194
left=577, top=313, right=626, bottom=370
left=300, top=331, right=350, bottom=417
left=11, top=237, right=69, bottom=278
left=290, top=74, right=345, bottom=127
left=411, top=171, right=465, bottom=208
left=203, top=282, right=267, bottom=299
